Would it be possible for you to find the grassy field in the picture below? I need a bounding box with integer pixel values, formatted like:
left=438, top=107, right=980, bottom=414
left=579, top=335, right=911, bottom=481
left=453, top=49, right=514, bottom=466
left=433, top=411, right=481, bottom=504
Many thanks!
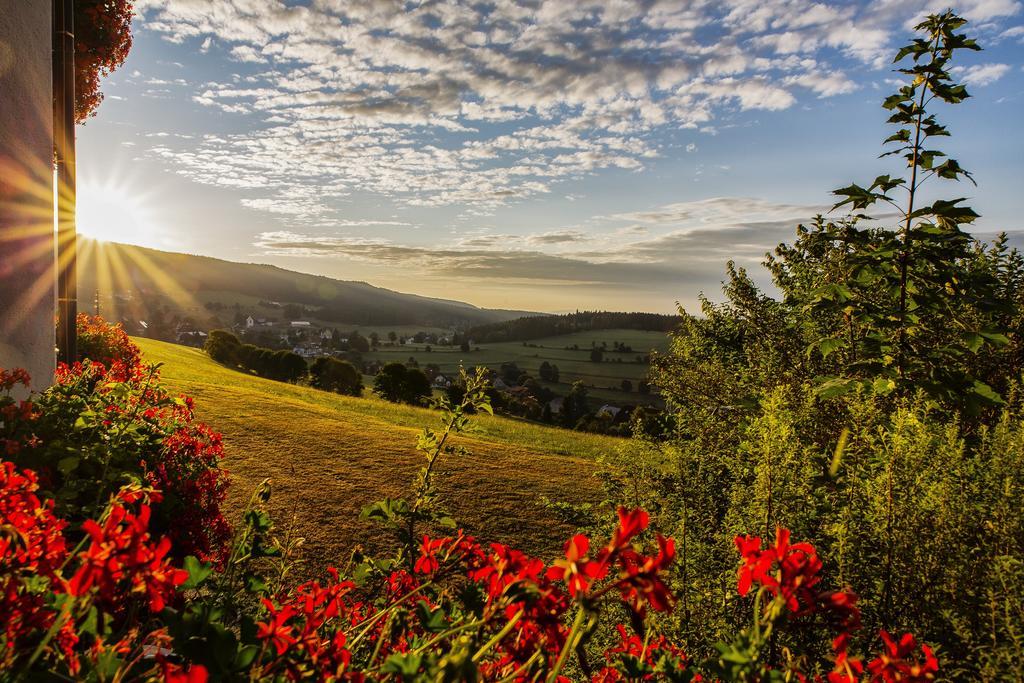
left=365, top=329, right=669, bottom=406
left=135, top=338, right=621, bottom=576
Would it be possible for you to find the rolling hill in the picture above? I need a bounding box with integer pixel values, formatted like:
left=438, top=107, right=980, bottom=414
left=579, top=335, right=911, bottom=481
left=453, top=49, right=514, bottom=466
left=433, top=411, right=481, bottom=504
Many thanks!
left=134, top=337, right=618, bottom=578
left=79, top=240, right=537, bottom=329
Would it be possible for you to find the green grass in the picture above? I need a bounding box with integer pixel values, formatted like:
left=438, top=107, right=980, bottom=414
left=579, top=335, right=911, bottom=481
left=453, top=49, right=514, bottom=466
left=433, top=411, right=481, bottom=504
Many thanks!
left=365, top=329, right=668, bottom=405
left=135, top=338, right=619, bottom=576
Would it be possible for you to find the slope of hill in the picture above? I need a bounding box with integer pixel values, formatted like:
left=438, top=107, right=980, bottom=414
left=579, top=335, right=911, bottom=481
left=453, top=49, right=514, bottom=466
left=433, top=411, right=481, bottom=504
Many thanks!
left=80, top=240, right=537, bottom=328
left=134, top=338, right=615, bottom=576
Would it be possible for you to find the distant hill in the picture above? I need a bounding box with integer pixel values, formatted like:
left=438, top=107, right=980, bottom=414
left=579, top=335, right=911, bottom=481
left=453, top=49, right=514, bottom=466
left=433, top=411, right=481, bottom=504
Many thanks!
left=463, top=311, right=683, bottom=344
left=78, top=240, right=537, bottom=329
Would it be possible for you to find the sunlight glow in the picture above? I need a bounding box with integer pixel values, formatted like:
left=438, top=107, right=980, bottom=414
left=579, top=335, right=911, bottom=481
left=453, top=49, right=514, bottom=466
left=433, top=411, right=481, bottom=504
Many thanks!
left=77, top=177, right=160, bottom=245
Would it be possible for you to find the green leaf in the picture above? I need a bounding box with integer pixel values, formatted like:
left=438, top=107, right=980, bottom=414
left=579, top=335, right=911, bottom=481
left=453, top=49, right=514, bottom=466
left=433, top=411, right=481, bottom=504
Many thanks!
left=181, top=555, right=213, bottom=589
left=382, top=652, right=425, bottom=677
left=816, top=338, right=845, bottom=359
left=962, top=331, right=984, bottom=353
left=414, top=601, right=448, bottom=633
left=971, top=381, right=1005, bottom=405
left=872, top=377, right=897, bottom=395
left=234, top=645, right=260, bottom=671
left=980, top=331, right=1010, bottom=347
left=57, top=456, right=80, bottom=475
left=815, top=377, right=857, bottom=400
left=244, top=573, right=269, bottom=594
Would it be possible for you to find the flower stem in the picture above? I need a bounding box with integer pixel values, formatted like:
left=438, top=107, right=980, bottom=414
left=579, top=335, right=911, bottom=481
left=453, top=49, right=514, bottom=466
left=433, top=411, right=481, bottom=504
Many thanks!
left=546, top=607, right=587, bottom=683
left=472, top=608, right=524, bottom=662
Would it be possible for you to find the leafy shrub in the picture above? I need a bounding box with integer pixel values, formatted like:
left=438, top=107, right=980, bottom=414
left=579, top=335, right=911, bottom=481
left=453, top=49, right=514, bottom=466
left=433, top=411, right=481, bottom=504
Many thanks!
left=4, top=317, right=231, bottom=564
left=204, top=329, right=242, bottom=365
left=555, top=14, right=1024, bottom=678
left=75, top=314, right=142, bottom=370
left=310, top=356, right=363, bottom=396
left=204, top=331, right=308, bottom=384
left=373, top=361, right=432, bottom=405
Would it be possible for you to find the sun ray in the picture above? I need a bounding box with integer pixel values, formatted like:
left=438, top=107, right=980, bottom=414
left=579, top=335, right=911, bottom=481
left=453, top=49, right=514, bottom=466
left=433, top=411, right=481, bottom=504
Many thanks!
left=116, top=244, right=200, bottom=314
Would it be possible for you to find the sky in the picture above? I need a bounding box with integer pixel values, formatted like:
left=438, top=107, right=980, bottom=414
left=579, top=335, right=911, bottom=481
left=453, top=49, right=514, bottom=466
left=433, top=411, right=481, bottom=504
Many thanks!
left=76, top=0, right=1024, bottom=314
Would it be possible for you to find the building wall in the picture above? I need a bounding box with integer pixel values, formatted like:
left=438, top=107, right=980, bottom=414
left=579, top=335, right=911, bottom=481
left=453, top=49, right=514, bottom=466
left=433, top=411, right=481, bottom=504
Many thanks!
left=0, top=1, right=55, bottom=394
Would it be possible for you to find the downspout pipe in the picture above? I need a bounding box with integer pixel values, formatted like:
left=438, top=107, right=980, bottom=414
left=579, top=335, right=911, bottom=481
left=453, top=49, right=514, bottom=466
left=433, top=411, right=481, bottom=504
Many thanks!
left=53, top=0, right=76, bottom=364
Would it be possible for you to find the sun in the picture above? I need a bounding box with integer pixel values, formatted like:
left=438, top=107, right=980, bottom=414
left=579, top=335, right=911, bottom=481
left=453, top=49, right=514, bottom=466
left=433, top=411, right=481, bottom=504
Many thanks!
left=76, top=177, right=160, bottom=245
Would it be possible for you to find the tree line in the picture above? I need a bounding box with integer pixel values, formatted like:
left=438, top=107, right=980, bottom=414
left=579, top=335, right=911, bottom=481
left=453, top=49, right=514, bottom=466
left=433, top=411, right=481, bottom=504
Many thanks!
left=461, top=311, right=681, bottom=344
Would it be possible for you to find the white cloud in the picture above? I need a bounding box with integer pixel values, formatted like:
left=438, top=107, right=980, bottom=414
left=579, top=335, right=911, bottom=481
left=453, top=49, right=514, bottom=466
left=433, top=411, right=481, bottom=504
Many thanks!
left=130, top=0, right=1018, bottom=222
left=953, top=62, right=1012, bottom=86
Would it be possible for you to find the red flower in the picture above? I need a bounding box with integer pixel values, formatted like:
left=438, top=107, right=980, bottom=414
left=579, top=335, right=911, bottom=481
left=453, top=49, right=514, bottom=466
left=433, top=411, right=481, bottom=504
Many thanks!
left=0, top=461, right=70, bottom=669
left=827, top=632, right=865, bottom=683
left=547, top=534, right=608, bottom=597
left=592, top=623, right=689, bottom=682
left=613, top=534, right=676, bottom=615
left=160, top=660, right=209, bottom=683
left=867, top=631, right=939, bottom=682
left=67, top=496, right=188, bottom=613
left=472, top=542, right=545, bottom=601
left=607, top=507, right=649, bottom=551
left=0, top=367, right=32, bottom=391
left=414, top=535, right=447, bottom=574
left=819, top=589, right=862, bottom=633
left=734, top=527, right=821, bottom=615
left=256, top=599, right=298, bottom=656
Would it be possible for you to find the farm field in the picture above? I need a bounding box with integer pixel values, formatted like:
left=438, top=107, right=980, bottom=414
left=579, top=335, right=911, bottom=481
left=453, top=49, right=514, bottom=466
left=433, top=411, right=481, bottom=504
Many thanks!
left=364, top=328, right=670, bottom=405
left=134, top=338, right=619, bottom=577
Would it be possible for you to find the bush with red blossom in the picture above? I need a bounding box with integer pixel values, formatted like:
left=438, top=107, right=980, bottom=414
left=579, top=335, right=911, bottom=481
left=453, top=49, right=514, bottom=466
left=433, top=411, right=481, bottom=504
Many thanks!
left=2, top=316, right=231, bottom=563
left=74, top=1, right=134, bottom=122
left=75, top=313, right=141, bottom=371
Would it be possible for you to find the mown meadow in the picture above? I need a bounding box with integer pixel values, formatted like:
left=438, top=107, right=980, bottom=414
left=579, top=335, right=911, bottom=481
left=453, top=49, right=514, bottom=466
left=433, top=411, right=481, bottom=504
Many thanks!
left=134, top=337, right=615, bottom=569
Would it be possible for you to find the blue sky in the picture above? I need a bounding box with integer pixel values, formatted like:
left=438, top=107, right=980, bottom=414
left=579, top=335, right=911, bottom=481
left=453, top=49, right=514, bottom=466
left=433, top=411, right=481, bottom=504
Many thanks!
left=77, top=0, right=1024, bottom=313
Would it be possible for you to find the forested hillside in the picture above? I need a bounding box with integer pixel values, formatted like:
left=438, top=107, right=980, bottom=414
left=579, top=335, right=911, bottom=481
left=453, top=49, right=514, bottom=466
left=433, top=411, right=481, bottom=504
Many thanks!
left=78, top=240, right=537, bottom=328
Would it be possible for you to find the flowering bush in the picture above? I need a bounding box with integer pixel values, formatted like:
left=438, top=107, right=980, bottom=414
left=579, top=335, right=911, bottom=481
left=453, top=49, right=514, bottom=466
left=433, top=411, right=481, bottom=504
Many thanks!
left=0, top=319, right=941, bottom=680
left=75, top=0, right=134, bottom=121
left=2, top=316, right=231, bottom=562
left=76, top=312, right=142, bottom=370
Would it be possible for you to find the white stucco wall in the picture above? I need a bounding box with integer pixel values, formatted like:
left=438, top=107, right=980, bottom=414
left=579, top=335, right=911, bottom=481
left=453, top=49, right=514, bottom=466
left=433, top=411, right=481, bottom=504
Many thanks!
left=0, top=1, right=55, bottom=394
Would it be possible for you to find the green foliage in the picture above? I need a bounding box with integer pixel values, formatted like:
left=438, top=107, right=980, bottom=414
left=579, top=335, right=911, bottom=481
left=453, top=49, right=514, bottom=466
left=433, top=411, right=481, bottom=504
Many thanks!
left=373, top=362, right=432, bottom=405
left=559, top=380, right=590, bottom=425
left=309, top=356, right=363, bottom=396
left=805, top=12, right=1010, bottom=411
left=619, top=13, right=1024, bottom=677
left=204, top=329, right=241, bottom=365
left=204, top=330, right=309, bottom=384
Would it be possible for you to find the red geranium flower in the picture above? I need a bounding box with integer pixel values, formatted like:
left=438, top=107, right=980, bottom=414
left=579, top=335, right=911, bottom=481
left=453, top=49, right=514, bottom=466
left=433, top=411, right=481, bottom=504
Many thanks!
left=547, top=534, right=608, bottom=597
left=67, top=496, right=188, bottom=613
left=614, top=534, right=676, bottom=614
left=256, top=599, right=298, bottom=656
left=734, top=527, right=821, bottom=615
left=867, top=631, right=939, bottom=682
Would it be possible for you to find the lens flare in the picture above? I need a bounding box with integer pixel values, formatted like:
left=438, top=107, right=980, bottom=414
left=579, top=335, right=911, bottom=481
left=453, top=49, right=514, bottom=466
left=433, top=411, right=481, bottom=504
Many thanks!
left=77, top=177, right=160, bottom=245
